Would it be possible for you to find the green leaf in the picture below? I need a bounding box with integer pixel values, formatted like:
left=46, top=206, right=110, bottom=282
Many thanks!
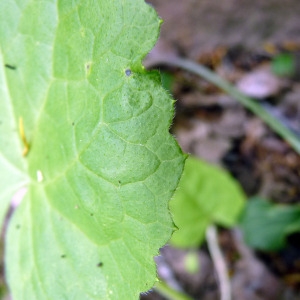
left=184, top=251, right=200, bottom=274
left=170, top=156, right=245, bottom=248
left=271, top=53, right=296, bottom=77
left=240, top=197, right=300, bottom=251
left=0, top=0, right=185, bottom=299
left=160, top=71, right=175, bottom=93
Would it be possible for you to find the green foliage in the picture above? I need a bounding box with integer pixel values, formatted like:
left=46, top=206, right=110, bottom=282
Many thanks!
left=0, top=0, right=185, bottom=299
left=160, top=71, right=175, bottom=93
left=184, top=251, right=200, bottom=274
left=271, top=53, right=296, bottom=77
left=170, top=156, right=245, bottom=248
left=240, top=197, right=300, bottom=251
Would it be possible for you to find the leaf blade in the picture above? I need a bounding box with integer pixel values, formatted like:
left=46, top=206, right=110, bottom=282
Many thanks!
left=1, top=0, right=185, bottom=298
left=170, top=156, right=245, bottom=247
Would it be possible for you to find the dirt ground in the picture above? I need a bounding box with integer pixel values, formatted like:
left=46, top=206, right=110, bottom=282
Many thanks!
left=141, top=1, right=300, bottom=299
left=147, top=0, right=300, bottom=59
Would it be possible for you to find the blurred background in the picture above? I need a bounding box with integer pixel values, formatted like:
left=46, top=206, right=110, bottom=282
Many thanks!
left=141, top=1, right=300, bottom=299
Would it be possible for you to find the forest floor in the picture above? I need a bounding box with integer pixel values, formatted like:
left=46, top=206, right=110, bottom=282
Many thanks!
left=141, top=1, right=300, bottom=299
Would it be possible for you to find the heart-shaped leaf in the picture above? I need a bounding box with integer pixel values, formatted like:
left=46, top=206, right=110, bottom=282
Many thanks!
left=170, top=156, right=245, bottom=248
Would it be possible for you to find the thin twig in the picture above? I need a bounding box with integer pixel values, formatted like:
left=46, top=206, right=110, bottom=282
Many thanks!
left=146, top=55, right=300, bottom=154
left=206, top=225, right=231, bottom=300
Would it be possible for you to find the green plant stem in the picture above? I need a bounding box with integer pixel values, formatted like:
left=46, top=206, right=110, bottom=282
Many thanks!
left=151, top=56, right=300, bottom=154
left=154, top=281, right=193, bottom=300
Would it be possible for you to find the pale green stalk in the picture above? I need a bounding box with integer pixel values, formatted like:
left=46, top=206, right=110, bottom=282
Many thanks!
left=154, top=281, right=193, bottom=300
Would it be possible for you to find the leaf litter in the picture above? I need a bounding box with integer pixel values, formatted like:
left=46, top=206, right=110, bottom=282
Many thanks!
left=143, top=0, right=300, bottom=299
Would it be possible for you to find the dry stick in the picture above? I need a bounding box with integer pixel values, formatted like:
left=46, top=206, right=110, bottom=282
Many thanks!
left=147, top=55, right=300, bottom=155
left=206, top=225, right=231, bottom=300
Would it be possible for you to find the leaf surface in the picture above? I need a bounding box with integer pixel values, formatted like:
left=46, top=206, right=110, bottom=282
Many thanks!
left=240, top=197, right=300, bottom=251
left=170, top=156, right=245, bottom=247
left=0, top=0, right=185, bottom=298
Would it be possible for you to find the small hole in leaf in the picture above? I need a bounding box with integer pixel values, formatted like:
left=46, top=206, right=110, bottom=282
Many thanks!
left=125, top=69, right=132, bottom=76
left=97, top=262, right=103, bottom=267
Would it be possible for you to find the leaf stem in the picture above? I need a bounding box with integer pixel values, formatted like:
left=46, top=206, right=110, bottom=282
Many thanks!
left=154, top=281, right=193, bottom=300
left=148, top=55, right=300, bottom=154
left=206, top=225, right=231, bottom=300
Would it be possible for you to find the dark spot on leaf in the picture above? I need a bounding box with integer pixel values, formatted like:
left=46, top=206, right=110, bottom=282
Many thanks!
left=61, top=254, right=66, bottom=258
left=16, top=224, right=21, bottom=229
left=85, top=62, right=92, bottom=75
left=97, top=262, right=103, bottom=267
left=72, top=122, right=75, bottom=126
left=90, top=213, right=94, bottom=217
left=5, top=64, right=16, bottom=70
left=118, top=180, right=121, bottom=184
left=125, top=69, right=132, bottom=76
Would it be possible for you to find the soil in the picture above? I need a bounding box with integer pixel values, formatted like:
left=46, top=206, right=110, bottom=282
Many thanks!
left=141, top=1, right=300, bottom=299
left=147, top=0, right=300, bottom=59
